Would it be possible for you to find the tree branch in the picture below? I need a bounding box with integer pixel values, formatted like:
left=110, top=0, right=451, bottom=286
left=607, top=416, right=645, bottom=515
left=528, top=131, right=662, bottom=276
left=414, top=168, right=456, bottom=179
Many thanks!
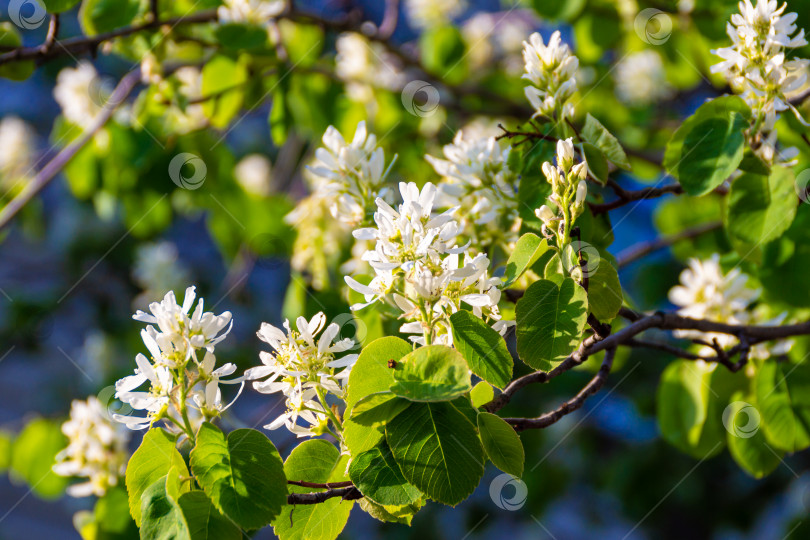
left=0, top=69, right=141, bottom=231
left=287, top=480, right=353, bottom=489
left=589, top=180, right=684, bottom=215
left=286, top=486, right=362, bottom=505
left=615, top=221, right=724, bottom=268
left=503, top=347, right=617, bottom=430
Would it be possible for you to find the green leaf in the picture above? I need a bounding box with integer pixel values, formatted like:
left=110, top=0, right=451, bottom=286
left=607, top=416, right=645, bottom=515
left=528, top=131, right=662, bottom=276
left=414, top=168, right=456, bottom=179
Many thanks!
left=9, top=418, right=67, bottom=499
left=140, top=476, right=190, bottom=540
left=278, top=20, right=324, bottom=67
left=344, top=337, right=413, bottom=457
left=178, top=491, right=242, bottom=540
left=215, top=23, right=269, bottom=50
left=79, top=0, right=144, bottom=35
left=725, top=393, right=783, bottom=478
left=190, top=423, right=287, bottom=530
left=503, top=234, right=549, bottom=288
left=390, top=345, right=472, bottom=401
left=0, top=430, right=11, bottom=473
left=725, top=167, right=797, bottom=245
left=43, top=0, right=81, bottom=12
left=664, top=96, right=751, bottom=196
left=349, top=443, right=421, bottom=506
left=0, top=23, right=34, bottom=81
left=386, top=401, right=485, bottom=506
left=202, top=55, right=248, bottom=129
left=125, top=428, right=188, bottom=526
left=587, top=262, right=623, bottom=322
left=273, top=440, right=353, bottom=540
left=449, top=310, right=513, bottom=390
left=420, top=26, right=467, bottom=84
left=358, top=498, right=423, bottom=526
left=755, top=360, right=810, bottom=452
left=515, top=278, right=589, bottom=371
left=349, top=392, right=411, bottom=428
left=477, top=412, right=524, bottom=477
left=470, top=382, right=495, bottom=409
left=581, top=142, right=609, bottom=185
left=93, top=486, right=136, bottom=536
left=582, top=114, right=631, bottom=170
left=657, top=361, right=725, bottom=459
left=739, top=149, right=771, bottom=175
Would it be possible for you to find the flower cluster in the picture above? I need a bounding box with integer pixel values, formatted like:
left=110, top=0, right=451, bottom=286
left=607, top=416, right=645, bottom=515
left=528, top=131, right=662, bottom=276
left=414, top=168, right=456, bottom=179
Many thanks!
left=346, top=182, right=512, bottom=345
left=305, top=121, right=394, bottom=227
left=711, top=0, right=809, bottom=164
left=53, top=397, right=130, bottom=498
left=669, top=254, right=792, bottom=359
left=0, top=116, right=35, bottom=186
left=113, top=287, right=243, bottom=436
left=54, top=61, right=105, bottom=131
left=217, top=0, right=285, bottom=25
left=534, top=138, right=588, bottom=253
left=426, top=131, right=520, bottom=251
left=335, top=32, right=404, bottom=105
left=522, top=31, right=579, bottom=122
left=614, top=50, right=674, bottom=106
left=246, top=312, right=357, bottom=438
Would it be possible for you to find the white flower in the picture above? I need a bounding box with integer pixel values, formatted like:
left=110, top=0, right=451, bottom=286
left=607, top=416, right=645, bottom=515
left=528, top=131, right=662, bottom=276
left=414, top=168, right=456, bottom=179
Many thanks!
left=235, top=154, right=272, bottom=196
left=710, top=0, right=809, bottom=164
left=115, top=287, right=243, bottom=433
left=614, top=50, right=674, bottom=106
left=53, top=397, right=130, bottom=498
left=335, top=33, right=404, bottom=103
left=217, top=0, right=285, bottom=24
left=405, top=0, right=465, bottom=29
left=522, top=31, right=579, bottom=121
left=668, top=254, right=792, bottom=358
left=0, top=116, right=35, bottom=183
left=425, top=131, right=520, bottom=248
left=133, top=286, right=232, bottom=355
left=247, top=312, right=357, bottom=437
left=54, top=61, right=104, bottom=130
left=303, top=121, right=393, bottom=227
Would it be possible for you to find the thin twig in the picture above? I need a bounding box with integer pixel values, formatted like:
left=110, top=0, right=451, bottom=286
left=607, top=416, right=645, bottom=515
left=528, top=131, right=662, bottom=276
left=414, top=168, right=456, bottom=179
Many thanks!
left=0, top=70, right=141, bottom=231
left=377, top=0, right=400, bottom=39
left=503, top=348, right=617, bottom=430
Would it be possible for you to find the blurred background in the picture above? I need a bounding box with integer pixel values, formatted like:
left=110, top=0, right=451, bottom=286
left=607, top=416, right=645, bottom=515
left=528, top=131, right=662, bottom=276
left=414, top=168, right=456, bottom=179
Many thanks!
left=1, top=0, right=810, bottom=538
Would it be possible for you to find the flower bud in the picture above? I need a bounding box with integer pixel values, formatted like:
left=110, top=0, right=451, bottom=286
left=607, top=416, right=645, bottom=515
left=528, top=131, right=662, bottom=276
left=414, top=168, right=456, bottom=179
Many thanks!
left=535, top=204, right=555, bottom=225
left=575, top=180, right=587, bottom=207
left=542, top=162, right=560, bottom=187
left=557, top=138, right=574, bottom=171
left=572, top=162, right=588, bottom=180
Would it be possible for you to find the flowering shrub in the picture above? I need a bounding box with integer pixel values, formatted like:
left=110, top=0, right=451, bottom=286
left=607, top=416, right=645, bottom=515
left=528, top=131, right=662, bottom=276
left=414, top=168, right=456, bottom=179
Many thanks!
left=2, top=0, right=810, bottom=538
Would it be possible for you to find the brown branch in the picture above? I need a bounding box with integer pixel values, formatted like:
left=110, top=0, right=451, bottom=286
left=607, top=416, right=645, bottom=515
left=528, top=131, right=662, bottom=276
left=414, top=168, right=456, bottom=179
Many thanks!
left=0, top=10, right=218, bottom=66
left=589, top=180, right=684, bottom=215
left=377, top=0, right=400, bottom=39
left=287, top=486, right=362, bottom=505
left=0, top=70, right=141, bottom=231
left=615, top=221, right=724, bottom=268
left=41, top=15, right=60, bottom=53
left=504, top=347, right=617, bottom=431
